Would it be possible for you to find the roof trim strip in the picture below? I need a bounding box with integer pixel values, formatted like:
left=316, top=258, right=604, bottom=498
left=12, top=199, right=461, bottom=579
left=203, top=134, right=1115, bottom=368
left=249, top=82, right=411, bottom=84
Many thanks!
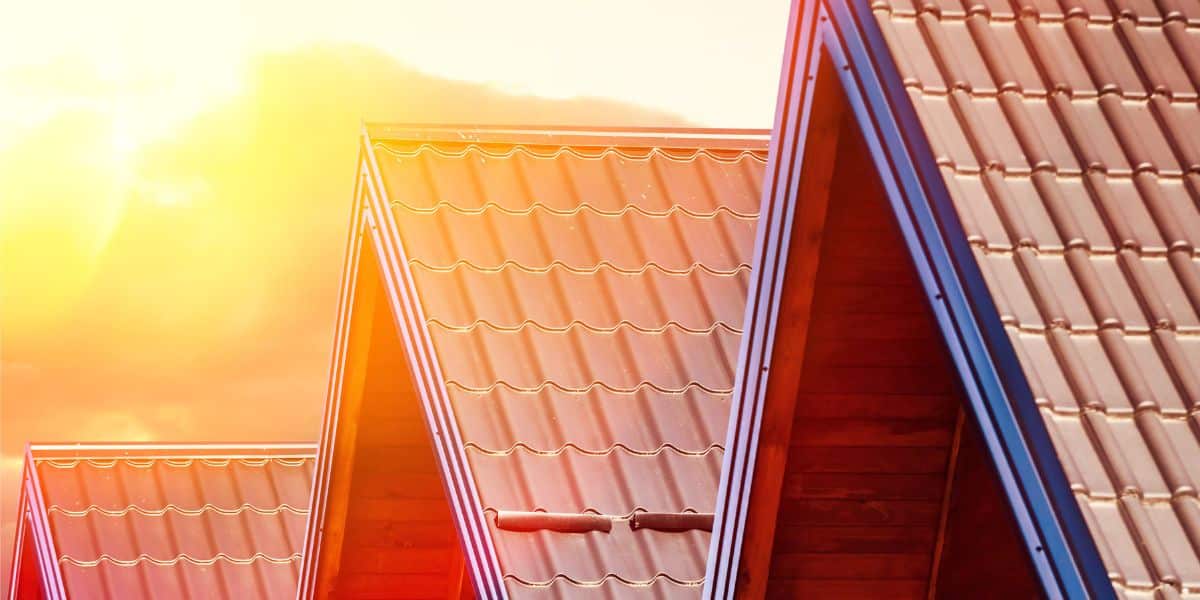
left=360, top=126, right=508, bottom=599
left=365, top=123, right=770, bottom=150
left=705, top=0, right=827, bottom=594
left=296, top=156, right=369, bottom=600
left=29, top=443, right=316, bottom=461
left=21, top=445, right=68, bottom=600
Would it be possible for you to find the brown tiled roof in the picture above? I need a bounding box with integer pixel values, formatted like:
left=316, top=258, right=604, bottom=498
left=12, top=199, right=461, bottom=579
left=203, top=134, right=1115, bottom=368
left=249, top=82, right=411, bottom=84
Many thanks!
left=367, top=126, right=767, bottom=596
left=15, top=443, right=315, bottom=599
left=874, top=0, right=1200, bottom=596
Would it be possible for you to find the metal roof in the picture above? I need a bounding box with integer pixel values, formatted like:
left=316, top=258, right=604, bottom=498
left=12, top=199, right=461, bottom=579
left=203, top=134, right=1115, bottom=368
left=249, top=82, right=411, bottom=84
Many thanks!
left=358, top=124, right=769, bottom=596
left=10, top=443, right=315, bottom=599
left=874, top=0, right=1200, bottom=596
left=710, top=0, right=1200, bottom=598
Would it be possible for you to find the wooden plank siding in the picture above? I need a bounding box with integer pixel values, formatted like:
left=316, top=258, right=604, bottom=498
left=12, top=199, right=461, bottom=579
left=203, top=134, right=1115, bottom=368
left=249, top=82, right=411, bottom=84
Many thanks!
left=764, top=118, right=959, bottom=598
left=760, top=109, right=1042, bottom=597
left=932, top=421, right=1041, bottom=599
left=326, top=243, right=468, bottom=599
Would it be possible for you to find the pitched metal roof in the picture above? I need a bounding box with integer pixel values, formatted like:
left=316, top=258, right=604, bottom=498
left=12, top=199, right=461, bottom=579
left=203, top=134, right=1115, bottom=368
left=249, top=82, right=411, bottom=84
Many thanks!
left=360, top=125, right=768, bottom=597
left=710, top=0, right=1200, bottom=598
left=874, top=1, right=1200, bottom=596
left=9, top=443, right=315, bottom=599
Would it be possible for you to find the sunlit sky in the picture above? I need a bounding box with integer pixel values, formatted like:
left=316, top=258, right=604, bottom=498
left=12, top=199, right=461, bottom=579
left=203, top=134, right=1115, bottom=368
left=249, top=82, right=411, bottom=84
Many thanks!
left=0, top=0, right=788, bottom=589
left=1, top=0, right=787, bottom=148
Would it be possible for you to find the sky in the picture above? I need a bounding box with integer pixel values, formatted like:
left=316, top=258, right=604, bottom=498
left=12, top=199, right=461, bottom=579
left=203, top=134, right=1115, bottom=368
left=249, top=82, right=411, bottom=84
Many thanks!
left=0, top=0, right=789, bottom=588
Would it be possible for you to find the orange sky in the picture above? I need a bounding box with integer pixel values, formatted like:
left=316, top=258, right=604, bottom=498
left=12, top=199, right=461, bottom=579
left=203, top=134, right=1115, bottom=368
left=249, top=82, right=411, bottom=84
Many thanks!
left=0, top=1, right=788, bottom=587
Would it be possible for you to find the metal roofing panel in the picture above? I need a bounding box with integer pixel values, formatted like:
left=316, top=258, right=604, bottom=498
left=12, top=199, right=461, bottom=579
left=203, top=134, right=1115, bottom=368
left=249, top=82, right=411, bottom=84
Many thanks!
left=875, top=1, right=1200, bottom=596
left=21, top=443, right=315, bottom=599
left=368, top=127, right=767, bottom=596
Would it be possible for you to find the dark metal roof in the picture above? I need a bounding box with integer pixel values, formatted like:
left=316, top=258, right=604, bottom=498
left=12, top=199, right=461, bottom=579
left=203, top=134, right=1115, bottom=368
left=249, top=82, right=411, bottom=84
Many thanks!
left=360, top=124, right=768, bottom=596
left=10, top=443, right=315, bottom=599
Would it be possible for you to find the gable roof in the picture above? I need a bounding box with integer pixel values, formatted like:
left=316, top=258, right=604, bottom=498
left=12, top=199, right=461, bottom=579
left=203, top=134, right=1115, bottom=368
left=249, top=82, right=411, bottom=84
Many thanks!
left=308, top=125, right=769, bottom=598
left=709, top=0, right=1200, bottom=598
left=9, top=443, right=315, bottom=600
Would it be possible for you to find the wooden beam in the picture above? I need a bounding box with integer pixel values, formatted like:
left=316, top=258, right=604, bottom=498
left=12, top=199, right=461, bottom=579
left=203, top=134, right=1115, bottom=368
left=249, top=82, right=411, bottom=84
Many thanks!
left=727, top=56, right=847, bottom=598
left=927, top=407, right=965, bottom=599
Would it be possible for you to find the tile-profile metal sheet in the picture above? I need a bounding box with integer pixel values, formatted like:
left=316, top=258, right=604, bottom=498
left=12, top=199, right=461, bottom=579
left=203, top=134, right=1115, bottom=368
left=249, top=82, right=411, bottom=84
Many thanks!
left=30, top=444, right=315, bottom=599
left=875, top=1, right=1200, bottom=596
left=372, top=131, right=767, bottom=596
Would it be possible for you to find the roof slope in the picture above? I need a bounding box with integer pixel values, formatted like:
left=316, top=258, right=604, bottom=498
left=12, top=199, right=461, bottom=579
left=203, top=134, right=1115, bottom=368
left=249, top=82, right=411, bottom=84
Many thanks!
left=12, top=443, right=315, bottom=599
left=873, top=0, right=1200, bottom=596
left=367, top=126, right=767, bottom=596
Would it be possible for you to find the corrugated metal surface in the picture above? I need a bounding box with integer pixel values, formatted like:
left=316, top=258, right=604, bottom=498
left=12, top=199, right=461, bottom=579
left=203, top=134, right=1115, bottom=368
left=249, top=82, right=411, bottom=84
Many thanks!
left=875, top=1, right=1200, bottom=596
left=371, top=128, right=767, bottom=596
left=27, top=444, right=314, bottom=599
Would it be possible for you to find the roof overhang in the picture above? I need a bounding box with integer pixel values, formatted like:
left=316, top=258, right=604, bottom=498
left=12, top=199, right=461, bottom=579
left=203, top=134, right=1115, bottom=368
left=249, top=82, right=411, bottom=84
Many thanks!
left=705, top=1, right=1113, bottom=598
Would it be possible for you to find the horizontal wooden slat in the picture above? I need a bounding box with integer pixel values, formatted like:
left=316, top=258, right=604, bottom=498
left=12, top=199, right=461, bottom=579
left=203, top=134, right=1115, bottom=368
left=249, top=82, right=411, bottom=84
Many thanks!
left=803, top=336, right=949, bottom=367
left=782, top=472, right=946, bottom=501
left=786, top=445, right=950, bottom=474
left=807, top=313, right=940, bottom=341
left=772, top=525, right=937, bottom=555
left=810, top=283, right=928, bottom=315
left=332, top=572, right=450, bottom=599
left=793, top=393, right=957, bottom=421
left=790, top=418, right=955, bottom=447
left=769, top=552, right=930, bottom=580
left=354, top=497, right=453, bottom=522
left=765, top=578, right=927, bottom=598
left=776, top=498, right=942, bottom=526
left=339, top=547, right=457, bottom=575
left=342, top=520, right=459, bottom=549
left=799, top=366, right=957, bottom=395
